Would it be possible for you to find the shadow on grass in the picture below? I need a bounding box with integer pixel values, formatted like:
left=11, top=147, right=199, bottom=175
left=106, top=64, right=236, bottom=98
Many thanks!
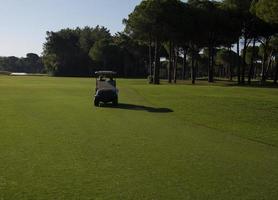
left=166, top=79, right=278, bottom=89
left=226, top=82, right=278, bottom=89
left=100, top=103, right=173, bottom=113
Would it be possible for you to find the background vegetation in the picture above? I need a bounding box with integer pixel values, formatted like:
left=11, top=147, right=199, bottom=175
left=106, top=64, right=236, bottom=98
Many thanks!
left=0, top=53, right=44, bottom=74
left=42, top=26, right=148, bottom=77
left=2, top=0, right=277, bottom=86
left=123, top=0, right=278, bottom=84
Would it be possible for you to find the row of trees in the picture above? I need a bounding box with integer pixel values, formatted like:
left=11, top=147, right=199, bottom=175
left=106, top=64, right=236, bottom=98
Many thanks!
left=41, top=0, right=278, bottom=84
left=124, top=0, right=278, bottom=84
left=42, top=26, right=149, bottom=77
left=0, top=53, right=44, bottom=73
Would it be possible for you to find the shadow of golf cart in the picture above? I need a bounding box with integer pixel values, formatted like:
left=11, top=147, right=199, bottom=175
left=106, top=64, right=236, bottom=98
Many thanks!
left=94, top=71, right=118, bottom=107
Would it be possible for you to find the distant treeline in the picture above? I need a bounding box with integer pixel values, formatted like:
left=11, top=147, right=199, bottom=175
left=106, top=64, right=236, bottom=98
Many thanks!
left=42, top=26, right=149, bottom=77
left=0, top=53, right=44, bottom=73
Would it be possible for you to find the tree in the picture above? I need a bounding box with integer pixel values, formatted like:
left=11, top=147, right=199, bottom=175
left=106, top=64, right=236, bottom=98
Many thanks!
left=89, top=39, right=122, bottom=72
left=125, top=0, right=175, bottom=84
left=43, top=27, right=113, bottom=76
left=189, top=0, right=240, bottom=83
left=255, top=24, right=278, bottom=83
left=114, top=33, right=148, bottom=77
left=245, top=45, right=260, bottom=83
left=249, top=3, right=278, bottom=83
left=253, top=0, right=278, bottom=25
left=0, top=54, right=44, bottom=73
left=43, top=29, right=83, bottom=76
left=43, top=26, right=149, bottom=77
left=269, top=35, right=278, bottom=83
left=89, top=39, right=110, bottom=69
left=24, top=53, right=44, bottom=73
left=223, top=0, right=256, bottom=84
left=124, top=1, right=155, bottom=82
left=216, top=49, right=239, bottom=80
left=160, top=0, right=188, bottom=83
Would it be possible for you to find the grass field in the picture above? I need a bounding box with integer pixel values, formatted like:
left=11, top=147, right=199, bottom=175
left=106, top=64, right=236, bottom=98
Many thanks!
left=0, top=76, right=278, bottom=200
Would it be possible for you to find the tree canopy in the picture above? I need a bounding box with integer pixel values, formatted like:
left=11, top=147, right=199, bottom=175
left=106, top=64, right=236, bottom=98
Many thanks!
left=253, top=0, right=278, bottom=25
left=0, top=54, right=44, bottom=73
left=43, top=26, right=148, bottom=77
left=39, top=0, right=278, bottom=85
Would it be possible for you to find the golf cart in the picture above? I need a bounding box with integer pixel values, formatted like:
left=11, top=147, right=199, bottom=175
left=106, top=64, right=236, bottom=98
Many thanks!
left=94, top=71, right=118, bottom=106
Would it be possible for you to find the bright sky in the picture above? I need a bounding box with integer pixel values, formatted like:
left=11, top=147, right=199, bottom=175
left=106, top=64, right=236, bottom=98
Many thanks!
left=0, top=0, right=141, bottom=57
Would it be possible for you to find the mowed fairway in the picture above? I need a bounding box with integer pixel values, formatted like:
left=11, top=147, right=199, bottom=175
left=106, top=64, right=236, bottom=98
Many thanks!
left=0, top=76, right=278, bottom=200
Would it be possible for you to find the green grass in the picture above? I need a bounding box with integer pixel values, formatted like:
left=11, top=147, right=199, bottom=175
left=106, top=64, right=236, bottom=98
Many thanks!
left=0, top=76, right=278, bottom=200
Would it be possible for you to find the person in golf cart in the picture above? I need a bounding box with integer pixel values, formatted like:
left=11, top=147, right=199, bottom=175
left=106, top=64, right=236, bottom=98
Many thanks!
left=94, top=71, right=118, bottom=106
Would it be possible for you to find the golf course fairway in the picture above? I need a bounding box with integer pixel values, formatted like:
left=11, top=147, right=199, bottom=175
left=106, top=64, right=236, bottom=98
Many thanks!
left=0, top=76, right=278, bottom=199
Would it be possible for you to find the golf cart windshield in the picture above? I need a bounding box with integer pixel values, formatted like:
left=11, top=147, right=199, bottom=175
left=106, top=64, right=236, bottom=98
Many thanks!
left=95, top=71, right=117, bottom=90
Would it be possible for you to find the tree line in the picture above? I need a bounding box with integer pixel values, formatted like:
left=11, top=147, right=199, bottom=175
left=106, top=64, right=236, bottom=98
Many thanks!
left=124, top=0, right=278, bottom=84
left=42, top=26, right=148, bottom=77
left=41, top=0, right=278, bottom=84
left=0, top=53, right=44, bottom=74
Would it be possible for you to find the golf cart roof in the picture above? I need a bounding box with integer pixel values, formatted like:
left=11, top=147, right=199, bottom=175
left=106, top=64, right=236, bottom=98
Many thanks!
left=95, top=71, right=117, bottom=76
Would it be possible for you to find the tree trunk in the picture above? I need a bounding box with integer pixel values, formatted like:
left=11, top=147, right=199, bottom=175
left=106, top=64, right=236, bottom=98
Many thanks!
left=149, top=36, right=153, bottom=80
left=248, top=38, right=256, bottom=85
left=208, top=46, right=211, bottom=81
left=210, top=47, right=215, bottom=82
left=241, top=36, right=248, bottom=84
left=261, top=40, right=269, bottom=84
left=173, top=46, right=178, bottom=84
left=274, top=60, right=278, bottom=84
left=168, top=41, right=173, bottom=83
left=191, top=52, right=195, bottom=84
left=208, top=45, right=214, bottom=82
left=229, top=64, right=233, bottom=81
left=228, top=47, right=233, bottom=81
left=237, top=39, right=241, bottom=84
left=196, top=59, right=199, bottom=79
left=182, top=47, right=187, bottom=80
left=254, top=65, right=257, bottom=79
left=153, top=38, right=160, bottom=85
left=266, top=49, right=274, bottom=79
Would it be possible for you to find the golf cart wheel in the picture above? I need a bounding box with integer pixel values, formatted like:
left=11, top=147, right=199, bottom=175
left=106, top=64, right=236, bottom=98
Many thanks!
left=94, top=99, right=100, bottom=107
left=113, top=98, right=118, bottom=106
